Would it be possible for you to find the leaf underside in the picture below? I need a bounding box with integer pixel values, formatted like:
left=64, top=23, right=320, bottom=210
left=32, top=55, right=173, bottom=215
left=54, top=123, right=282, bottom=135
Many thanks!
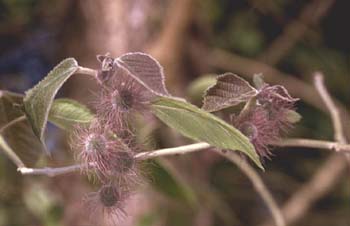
left=23, top=58, right=78, bottom=152
left=151, top=96, right=263, bottom=169
left=116, top=52, right=170, bottom=96
left=202, top=73, right=257, bottom=112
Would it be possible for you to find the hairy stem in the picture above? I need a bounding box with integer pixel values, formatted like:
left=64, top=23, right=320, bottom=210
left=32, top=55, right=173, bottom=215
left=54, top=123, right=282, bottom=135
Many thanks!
left=76, top=66, right=98, bottom=77
left=16, top=138, right=350, bottom=177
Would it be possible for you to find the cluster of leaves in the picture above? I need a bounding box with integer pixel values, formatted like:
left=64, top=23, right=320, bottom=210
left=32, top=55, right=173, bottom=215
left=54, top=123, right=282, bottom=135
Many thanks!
left=0, top=52, right=300, bottom=223
left=203, top=73, right=300, bottom=159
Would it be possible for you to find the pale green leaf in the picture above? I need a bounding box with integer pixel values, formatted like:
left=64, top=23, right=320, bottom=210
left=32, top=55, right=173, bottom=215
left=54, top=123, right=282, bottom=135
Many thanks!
left=23, top=58, right=78, bottom=152
left=151, top=96, right=263, bottom=169
left=49, top=98, right=94, bottom=130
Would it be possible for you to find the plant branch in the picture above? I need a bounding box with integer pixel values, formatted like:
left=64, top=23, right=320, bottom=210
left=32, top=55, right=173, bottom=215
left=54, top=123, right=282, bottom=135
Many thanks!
left=258, top=0, right=335, bottom=65
left=213, top=149, right=285, bottom=226
left=260, top=154, right=347, bottom=226
left=261, top=72, right=350, bottom=226
left=0, top=115, right=26, bottom=133
left=18, top=164, right=82, bottom=177
left=17, top=142, right=211, bottom=177
left=0, top=135, right=25, bottom=168
left=76, top=66, right=97, bottom=77
left=273, top=138, right=350, bottom=152
left=314, top=73, right=347, bottom=144
left=16, top=138, right=350, bottom=177
left=135, top=142, right=211, bottom=160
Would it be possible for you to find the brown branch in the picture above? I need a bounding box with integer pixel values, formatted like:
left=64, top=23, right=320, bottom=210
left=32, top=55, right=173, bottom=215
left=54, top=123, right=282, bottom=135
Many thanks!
left=260, top=154, right=347, bottom=226
left=149, top=0, right=196, bottom=94
left=0, top=115, right=26, bottom=133
left=0, top=135, right=25, bottom=168
left=258, top=0, right=335, bottom=65
left=273, top=138, right=350, bottom=153
left=261, top=73, right=349, bottom=226
left=18, top=165, right=82, bottom=177
left=314, top=73, right=347, bottom=144
left=213, top=149, right=285, bottom=226
left=17, top=138, right=350, bottom=177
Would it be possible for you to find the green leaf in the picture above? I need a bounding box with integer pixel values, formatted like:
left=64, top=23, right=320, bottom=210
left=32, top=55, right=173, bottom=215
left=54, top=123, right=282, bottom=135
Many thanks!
left=49, top=98, right=94, bottom=130
left=23, top=58, right=78, bottom=152
left=0, top=91, right=44, bottom=166
left=151, top=96, right=263, bottom=169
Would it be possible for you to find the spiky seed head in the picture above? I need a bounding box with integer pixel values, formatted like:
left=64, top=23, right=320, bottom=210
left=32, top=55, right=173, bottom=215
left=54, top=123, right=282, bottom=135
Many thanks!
left=71, top=120, right=139, bottom=182
left=113, top=151, right=135, bottom=173
left=99, top=185, right=120, bottom=207
left=233, top=84, right=298, bottom=159
left=94, top=66, right=154, bottom=130
left=85, top=134, right=107, bottom=154
left=84, top=183, right=128, bottom=225
left=111, top=88, right=134, bottom=112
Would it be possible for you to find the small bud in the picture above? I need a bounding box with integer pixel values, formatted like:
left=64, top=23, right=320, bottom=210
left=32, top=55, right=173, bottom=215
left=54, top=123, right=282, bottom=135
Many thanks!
left=85, top=134, right=107, bottom=154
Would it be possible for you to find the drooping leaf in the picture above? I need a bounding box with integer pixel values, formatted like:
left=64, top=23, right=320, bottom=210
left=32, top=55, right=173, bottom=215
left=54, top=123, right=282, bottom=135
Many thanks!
left=116, top=52, right=170, bottom=96
left=0, top=91, right=44, bottom=166
left=202, top=73, right=257, bottom=112
left=49, top=98, right=94, bottom=130
left=151, top=96, right=263, bottom=169
left=23, top=58, right=78, bottom=152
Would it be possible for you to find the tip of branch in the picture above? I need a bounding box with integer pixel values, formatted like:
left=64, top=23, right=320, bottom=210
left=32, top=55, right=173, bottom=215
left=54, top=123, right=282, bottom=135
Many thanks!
left=17, top=167, right=32, bottom=174
left=313, top=71, right=324, bottom=84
